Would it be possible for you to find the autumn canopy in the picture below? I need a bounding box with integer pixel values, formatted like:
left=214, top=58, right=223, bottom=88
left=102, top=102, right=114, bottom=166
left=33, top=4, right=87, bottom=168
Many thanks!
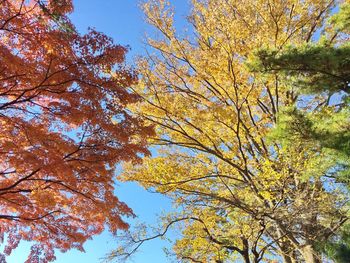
left=112, top=0, right=350, bottom=262
left=0, top=0, right=152, bottom=262
left=1, top=0, right=350, bottom=263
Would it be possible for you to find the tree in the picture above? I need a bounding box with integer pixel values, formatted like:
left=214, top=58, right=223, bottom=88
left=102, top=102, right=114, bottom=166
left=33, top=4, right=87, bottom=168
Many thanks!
left=249, top=2, right=350, bottom=262
left=249, top=1, right=350, bottom=162
left=0, top=1, right=153, bottom=262
left=110, top=0, right=348, bottom=262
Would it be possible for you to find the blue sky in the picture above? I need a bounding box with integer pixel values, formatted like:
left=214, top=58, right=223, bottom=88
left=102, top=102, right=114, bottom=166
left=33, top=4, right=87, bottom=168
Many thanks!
left=7, top=1, right=190, bottom=262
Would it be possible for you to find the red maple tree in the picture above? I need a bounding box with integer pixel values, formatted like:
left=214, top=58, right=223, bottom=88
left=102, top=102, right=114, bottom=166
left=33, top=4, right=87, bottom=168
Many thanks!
left=0, top=1, right=152, bottom=262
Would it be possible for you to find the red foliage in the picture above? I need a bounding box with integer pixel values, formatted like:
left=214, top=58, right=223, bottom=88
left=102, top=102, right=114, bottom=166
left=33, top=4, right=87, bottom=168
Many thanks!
left=0, top=0, right=153, bottom=261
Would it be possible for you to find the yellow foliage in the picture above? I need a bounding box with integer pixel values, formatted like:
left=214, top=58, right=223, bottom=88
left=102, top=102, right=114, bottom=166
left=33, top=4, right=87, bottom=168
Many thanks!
left=122, top=0, right=347, bottom=262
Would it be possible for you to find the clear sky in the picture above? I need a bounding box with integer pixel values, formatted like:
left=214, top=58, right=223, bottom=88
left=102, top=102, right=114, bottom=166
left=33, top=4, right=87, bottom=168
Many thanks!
left=7, top=1, right=190, bottom=263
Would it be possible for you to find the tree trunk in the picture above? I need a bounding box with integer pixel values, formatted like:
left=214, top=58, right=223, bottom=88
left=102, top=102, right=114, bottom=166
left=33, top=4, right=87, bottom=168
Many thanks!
left=241, top=238, right=251, bottom=263
left=302, top=245, right=321, bottom=263
left=282, top=254, right=297, bottom=263
left=242, top=252, right=251, bottom=263
left=276, top=233, right=298, bottom=263
left=280, top=246, right=298, bottom=263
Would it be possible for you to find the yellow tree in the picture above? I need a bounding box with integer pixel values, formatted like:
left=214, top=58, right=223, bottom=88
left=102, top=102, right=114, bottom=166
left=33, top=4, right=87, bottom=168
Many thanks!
left=112, top=0, right=349, bottom=262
